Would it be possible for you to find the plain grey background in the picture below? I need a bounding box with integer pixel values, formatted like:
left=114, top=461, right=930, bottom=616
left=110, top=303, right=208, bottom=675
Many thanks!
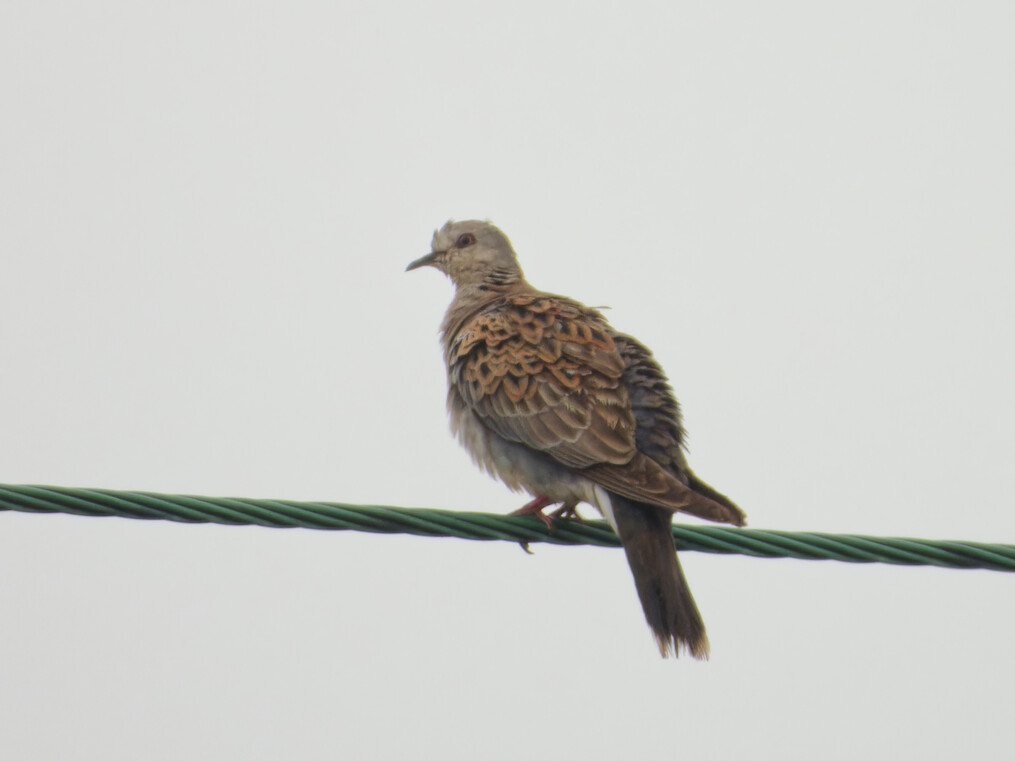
left=2, top=2, right=1013, bottom=759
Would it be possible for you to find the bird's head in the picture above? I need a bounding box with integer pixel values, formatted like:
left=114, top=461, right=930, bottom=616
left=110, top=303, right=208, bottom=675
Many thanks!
left=406, top=220, right=524, bottom=289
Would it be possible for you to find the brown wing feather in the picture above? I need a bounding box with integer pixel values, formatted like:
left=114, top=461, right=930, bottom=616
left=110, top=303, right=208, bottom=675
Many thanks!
left=449, top=293, right=635, bottom=468
left=449, top=292, right=745, bottom=527
left=587, top=455, right=745, bottom=525
left=600, top=333, right=746, bottom=526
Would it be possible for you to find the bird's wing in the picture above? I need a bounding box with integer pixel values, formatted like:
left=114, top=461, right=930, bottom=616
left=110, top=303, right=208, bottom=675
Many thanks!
left=612, top=332, right=689, bottom=473
left=591, top=332, right=746, bottom=525
left=448, top=292, right=635, bottom=468
left=448, top=292, right=745, bottom=526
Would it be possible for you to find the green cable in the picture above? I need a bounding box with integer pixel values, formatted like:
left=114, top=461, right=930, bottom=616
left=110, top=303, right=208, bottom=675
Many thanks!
left=1, top=483, right=1013, bottom=572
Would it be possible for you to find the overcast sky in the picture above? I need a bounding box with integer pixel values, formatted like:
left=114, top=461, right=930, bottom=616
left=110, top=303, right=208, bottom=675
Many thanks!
left=2, top=2, right=1013, bottom=759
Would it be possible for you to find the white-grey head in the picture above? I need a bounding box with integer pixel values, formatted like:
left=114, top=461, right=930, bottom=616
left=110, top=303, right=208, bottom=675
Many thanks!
left=406, top=220, right=525, bottom=290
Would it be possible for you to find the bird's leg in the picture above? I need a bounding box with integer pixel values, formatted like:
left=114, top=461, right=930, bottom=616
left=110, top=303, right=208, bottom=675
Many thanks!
left=509, top=495, right=557, bottom=528
left=513, top=495, right=553, bottom=514
left=510, top=496, right=583, bottom=529
left=548, top=501, right=582, bottom=522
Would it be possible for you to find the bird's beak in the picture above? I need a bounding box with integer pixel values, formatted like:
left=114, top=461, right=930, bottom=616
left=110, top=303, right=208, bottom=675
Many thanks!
left=405, top=250, right=445, bottom=272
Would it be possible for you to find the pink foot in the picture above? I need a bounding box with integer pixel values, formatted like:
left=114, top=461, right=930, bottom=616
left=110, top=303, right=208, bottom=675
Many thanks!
left=509, top=495, right=556, bottom=529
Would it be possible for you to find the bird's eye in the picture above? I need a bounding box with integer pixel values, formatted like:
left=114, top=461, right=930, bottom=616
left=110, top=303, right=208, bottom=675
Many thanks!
left=456, top=233, right=476, bottom=248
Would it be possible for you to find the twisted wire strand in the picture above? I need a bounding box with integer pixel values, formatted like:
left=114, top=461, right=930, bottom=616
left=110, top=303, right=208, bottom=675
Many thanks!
left=2, top=483, right=1013, bottom=572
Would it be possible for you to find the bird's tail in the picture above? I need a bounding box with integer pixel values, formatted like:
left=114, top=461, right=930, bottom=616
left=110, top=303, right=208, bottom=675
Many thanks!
left=606, top=492, right=709, bottom=659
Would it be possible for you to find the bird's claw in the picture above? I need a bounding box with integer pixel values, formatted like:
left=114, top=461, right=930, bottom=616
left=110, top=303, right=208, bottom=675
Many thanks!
left=548, top=504, right=583, bottom=522
left=509, top=496, right=582, bottom=530
left=509, top=495, right=556, bottom=529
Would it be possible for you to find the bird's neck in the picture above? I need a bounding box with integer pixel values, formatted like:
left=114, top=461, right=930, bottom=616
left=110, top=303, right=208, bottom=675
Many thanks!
left=440, top=280, right=531, bottom=348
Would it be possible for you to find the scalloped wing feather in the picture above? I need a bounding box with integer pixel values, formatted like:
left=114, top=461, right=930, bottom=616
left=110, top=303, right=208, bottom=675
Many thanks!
left=448, top=292, right=746, bottom=527
left=449, top=293, right=635, bottom=469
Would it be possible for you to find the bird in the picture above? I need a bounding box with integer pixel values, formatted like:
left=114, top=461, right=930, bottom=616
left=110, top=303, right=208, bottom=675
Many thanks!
left=407, top=220, right=745, bottom=658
